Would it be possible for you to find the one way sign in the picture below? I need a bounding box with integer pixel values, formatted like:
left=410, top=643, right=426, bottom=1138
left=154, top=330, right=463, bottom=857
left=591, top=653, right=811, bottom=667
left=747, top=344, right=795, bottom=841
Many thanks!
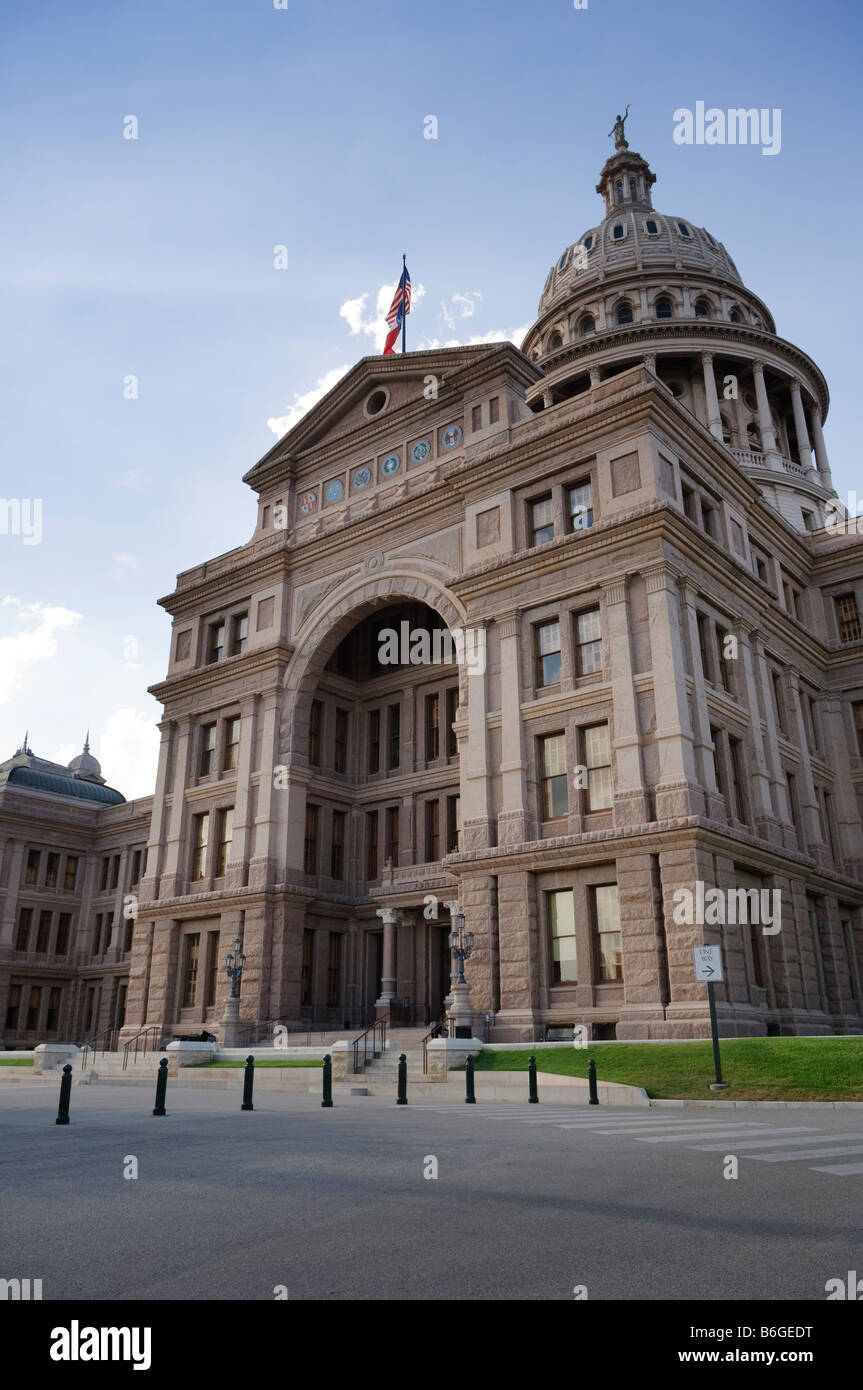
left=693, top=945, right=724, bottom=982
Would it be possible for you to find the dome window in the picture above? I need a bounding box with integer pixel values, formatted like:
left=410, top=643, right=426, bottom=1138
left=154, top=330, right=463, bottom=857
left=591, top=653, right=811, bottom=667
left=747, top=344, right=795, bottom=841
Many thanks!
left=616, top=302, right=634, bottom=325
left=558, top=250, right=569, bottom=271
left=730, top=307, right=744, bottom=324
left=547, top=331, right=564, bottom=352
left=615, top=181, right=624, bottom=203
left=645, top=219, right=658, bottom=235
left=655, top=298, right=673, bottom=320
left=694, top=299, right=710, bottom=318
left=580, top=315, right=596, bottom=336
left=705, top=232, right=717, bottom=247
left=583, top=235, right=594, bottom=251
left=612, top=224, right=624, bottom=240
left=629, top=178, right=637, bottom=199
left=677, top=222, right=691, bottom=237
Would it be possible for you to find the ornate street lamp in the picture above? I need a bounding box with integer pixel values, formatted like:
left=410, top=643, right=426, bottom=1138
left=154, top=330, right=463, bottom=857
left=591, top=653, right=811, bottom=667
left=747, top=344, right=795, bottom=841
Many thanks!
left=225, top=937, right=246, bottom=999
left=446, top=903, right=475, bottom=1038
left=448, top=910, right=474, bottom=985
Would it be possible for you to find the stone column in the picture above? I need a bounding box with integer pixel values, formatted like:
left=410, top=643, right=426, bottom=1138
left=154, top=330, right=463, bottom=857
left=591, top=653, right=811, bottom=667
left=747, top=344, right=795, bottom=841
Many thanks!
left=602, top=576, right=649, bottom=825
left=396, top=910, right=417, bottom=1014
left=108, top=847, right=131, bottom=952
left=0, top=839, right=25, bottom=946
left=810, top=406, right=835, bottom=492
left=753, top=638, right=791, bottom=836
left=462, top=619, right=493, bottom=850
left=589, top=366, right=601, bottom=389
left=643, top=564, right=703, bottom=818
left=159, top=716, right=193, bottom=898
left=752, top=361, right=782, bottom=470
left=496, top=611, right=528, bottom=843
left=821, top=697, right=863, bottom=874
left=250, top=691, right=280, bottom=889
left=789, top=380, right=816, bottom=478
left=140, top=719, right=175, bottom=900
left=787, top=669, right=824, bottom=856
left=735, top=624, right=779, bottom=841
left=225, top=693, right=259, bottom=891
left=677, top=580, right=722, bottom=819
left=701, top=352, right=723, bottom=441
left=375, top=907, right=397, bottom=1004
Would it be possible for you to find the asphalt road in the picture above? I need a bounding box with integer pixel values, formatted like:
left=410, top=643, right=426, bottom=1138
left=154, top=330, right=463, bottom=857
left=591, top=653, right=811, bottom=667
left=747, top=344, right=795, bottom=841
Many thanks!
left=2, top=1085, right=862, bottom=1301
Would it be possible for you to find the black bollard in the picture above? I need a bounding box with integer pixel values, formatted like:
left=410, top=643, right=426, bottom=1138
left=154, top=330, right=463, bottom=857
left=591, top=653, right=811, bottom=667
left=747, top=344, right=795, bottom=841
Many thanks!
left=152, top=1057, right=168, bottom=1116
left=55, top=1063, right=72, bottom=1126
left=465, top=1054, right=476, bottom=1104
left=396, top=1053, right=408, bottom=1106
left=321, top=1054, right=333, bottom=1108
left=588, top=1056, right=599, bottom=1106
left=241, top=1055, right=255, bottom=1112
left=528, top=1055, right=539, bottom=1104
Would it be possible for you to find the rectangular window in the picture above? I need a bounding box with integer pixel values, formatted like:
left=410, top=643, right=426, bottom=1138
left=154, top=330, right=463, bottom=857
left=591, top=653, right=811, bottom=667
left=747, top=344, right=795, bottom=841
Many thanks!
left=131, top=850, right=142, bottom=886
left=489, top=396, right=499, bottom=424
left=530, top=495, right=555, bottom=546
left=124, top=919, right=133, bottom=955
left=35, top=910, right=52, bottom=952
left=701, top=502, right=717, bottom=539
left=808, top=898, right=828, bottom=1007
left=574, top=607, right=602, bottom=676
left=568, top=480, right=594, bottom=531
left=548, top=889, right=577, bottom=985
left=182, top=934, right=200, bottom=1008
left=368, top=709, right=381, bottom=774
left=5, top=984, right=20, bottom=1030
left=446, top=794, right=461, bottom=854
left=45, top=852, right=59, bottom=888
left=728, top=736, right=747, bottom=823
left=388, top=704, right=401, bottom=770
left=385, top=805, right=399, bottom=867
left=853, top=702, right=863, bottom=756
left=696, top=614, right=711, bottom=681
left=710, top=727, right=724, bottom=796
left=304, top=804, right=319, bottom=875
left=471, top=403, right=482, bottom=432
left=682, top=484, right=699, bottom=524
left=208, top=622, right=226, bottom=663
left=771, top=672, right=786, bottom=734
left=110, top=855, right=120, bottom=891
left=224, top=716, right=241, bottom=771
left=230, top=612, right=248, bottom=656
left=215, top=807, right=233, bottom=877
left=835, top=593, right=862, bottom=644
left=807, top=696, right=822, bottom=755
left=446, top=686, right=458, bottom=757
left=425, top=800, right=440, bottom=862
left=842, top=918, right=860, bottom=1001
left=334, top=709, right=349, bottom=774
left=55, top=913, right=71, bottom=955
left=752, top=549, right=768, bottom=582
left=366, top=810, right=379, bottom=879
left=715, top=626, right=733, bottom=694
left=541, top=733, right=568, bottom=820
left=26, top=986, right=42, bottom=1031
left=331, top=810, right=345, bottom=879
left=309, top=700, right=322, bottom=767
left=750, top=922, right=766, bottom=988
left=199, top=723, right=217, bottom=776
left=15, top=908, right=32, bottom=952
left=99, top=856, right=109, bottom=892
left=192, top=812, right=210, bottom=880
left=301, top=929, right=314, bottom=1006
left=785, top=771, right=800, bottom=831
left=25, top=849, right=40, bottom=886
left=594, top=884, right=623, bottom=981
left=535, top=619, right=562, bottom=687
left=327, top=933, right=343, bottom=1008
left=205, top=931, right=220, bottom=1008
left=584, top=723, right=613, bottom=811
left=46, top=986, right=62, bottom=1031
left=425, top=693, right=440, bottom=761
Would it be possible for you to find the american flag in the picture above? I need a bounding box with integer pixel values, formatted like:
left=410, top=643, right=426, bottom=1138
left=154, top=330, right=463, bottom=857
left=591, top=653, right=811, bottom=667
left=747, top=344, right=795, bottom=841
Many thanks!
left=383, top=262, right=411, bottom=355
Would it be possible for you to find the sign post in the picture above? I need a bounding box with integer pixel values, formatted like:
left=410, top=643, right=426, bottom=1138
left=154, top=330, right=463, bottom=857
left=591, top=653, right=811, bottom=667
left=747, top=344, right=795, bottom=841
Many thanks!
left=693, top=946, right=728, bottom=1090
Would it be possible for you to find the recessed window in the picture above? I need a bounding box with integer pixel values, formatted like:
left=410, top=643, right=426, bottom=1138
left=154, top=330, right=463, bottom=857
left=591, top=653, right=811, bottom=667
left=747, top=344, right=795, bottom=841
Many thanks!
left=852, top=702, right=863, bottom=756
left=230, top=613, right=248, bottom=657
left=558, top=250, right=569, bottom=270
left=365, top=388, right=388, bottom=417
left=535, top=620, right=562, bottom=687
left=334, top=709, right=349, bottom=773
left=308, top=700, right=322, bottom=767
left=730, top=307, right=744, bottom=324
left=548, top=890, right=577, bottom=984
left=208, top=622, right=225, bottom=664
left=224, top=717, right=241, bottom=771
left=645, top=219, right=658, bottom=235
left=199, top=723, right=217, bottom=776
left=615, top=180, right=624, bottom=203
left=568, top=480, right=594, bottom=531
left=305, top=805, right=319, bottom=875
left=612, top=224, right=624, bottom=241
left=489, top=396, right=499, bottom=423
left=580, top=315, right=596, bottom=335
left=655, top=298, right=673, bottom=319
left=575, top=607, right=602, bottom=675
left=629, top=178, right=637, bottom=199
left=540, top=734, right=568, bottom=820
left=584, top=723, right=612, bottom=811
left=530, top=495, right=555, bottom=546
left=388, top=703, right=400, bottom=770
left=677, top=222, right=691, bottom=237
left=593, top=884, right=623, bottom=980
left=616, top=302, right=633, bottom=325
left=547, top=330, right=563, bottom=352
left=331, top=810, right=345, bottom=879
left=424, top=800, right=439, bottom=863
left=191, top=813, right=209, bottom=880
left=214, top=808, right=233, bottom=877
left=583, top=235, right=594, bottom=251
left=694, top=298, right=710, bottom=318
left=802, top=509, right=816, bottom=532
left=425, top=693, right=440, bottom=761
left=835, top=593, right=862, bottom=644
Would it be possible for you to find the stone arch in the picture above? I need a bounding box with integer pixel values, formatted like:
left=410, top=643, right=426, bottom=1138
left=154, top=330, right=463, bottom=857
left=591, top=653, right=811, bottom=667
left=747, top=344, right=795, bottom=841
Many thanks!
left=280, top=569, right=470, bottom=759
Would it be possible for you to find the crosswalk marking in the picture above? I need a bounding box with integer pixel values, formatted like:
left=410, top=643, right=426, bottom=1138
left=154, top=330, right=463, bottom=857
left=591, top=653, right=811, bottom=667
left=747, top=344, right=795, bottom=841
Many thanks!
left=748, top=1144, right=863, bottom=1163
left=634, top=1126, right=807, bottom=1143
left=691, top=1132, right=858, bottom=1151
left=811, top=1161, right=863, bottom=1174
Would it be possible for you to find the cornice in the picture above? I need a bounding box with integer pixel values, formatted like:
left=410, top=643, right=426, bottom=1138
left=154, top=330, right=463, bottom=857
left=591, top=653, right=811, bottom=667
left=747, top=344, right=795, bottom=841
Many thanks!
left=147, top=646, right=291, bottom=705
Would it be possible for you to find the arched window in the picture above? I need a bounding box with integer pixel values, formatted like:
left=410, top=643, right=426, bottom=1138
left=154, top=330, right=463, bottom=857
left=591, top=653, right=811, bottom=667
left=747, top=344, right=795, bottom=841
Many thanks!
left=558, top=251, right=569, bottom=271
left=730, top=306, right=744, bottom=324
left=655, top=298, right=673, bottom=320
left=629, top=178, right=637, bottom=199
left=580, top=315, right=596, bottom=336
left=694, top=299, right=710, bottom=318
left=617, top=302, right=634, bottom=325
left=615, top=181, right=623, bottom=203
left=584, top=235, right=593, bottom=251
left=612, top=224, right=624, bottom=240
left=547, top=331, right=563, bottom=352
left=645, top=219, right=658, bottom=234
left=677, top=222, right=691, bottom=237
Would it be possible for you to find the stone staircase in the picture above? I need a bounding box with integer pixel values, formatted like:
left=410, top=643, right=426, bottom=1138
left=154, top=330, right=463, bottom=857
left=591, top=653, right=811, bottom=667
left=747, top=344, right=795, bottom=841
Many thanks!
left=348, top=1027, right=431, bottom=1086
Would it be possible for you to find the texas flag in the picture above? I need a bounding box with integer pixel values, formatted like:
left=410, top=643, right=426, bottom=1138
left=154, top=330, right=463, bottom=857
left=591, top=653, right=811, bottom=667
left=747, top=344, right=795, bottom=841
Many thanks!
left=383, top=263, right=412, bottom=355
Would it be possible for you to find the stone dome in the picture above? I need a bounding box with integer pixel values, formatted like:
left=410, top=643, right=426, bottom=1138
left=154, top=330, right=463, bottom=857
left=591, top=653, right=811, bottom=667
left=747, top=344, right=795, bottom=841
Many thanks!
left=67, top=734, right=105, bottom=784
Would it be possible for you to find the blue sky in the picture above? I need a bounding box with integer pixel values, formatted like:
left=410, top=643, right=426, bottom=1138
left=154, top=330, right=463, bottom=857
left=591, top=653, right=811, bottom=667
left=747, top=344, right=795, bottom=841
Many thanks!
left=2, top=0, right=861, bottom=796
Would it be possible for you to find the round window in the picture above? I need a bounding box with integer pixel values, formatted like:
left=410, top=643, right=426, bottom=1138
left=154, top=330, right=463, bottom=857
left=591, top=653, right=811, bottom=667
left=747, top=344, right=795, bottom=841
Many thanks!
left=365, top=389, right=388, bottom=417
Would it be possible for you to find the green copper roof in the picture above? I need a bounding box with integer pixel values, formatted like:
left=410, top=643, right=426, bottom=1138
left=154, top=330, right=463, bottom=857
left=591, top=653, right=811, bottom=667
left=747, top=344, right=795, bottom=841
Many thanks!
left=8, top=766, right=125, bottom=805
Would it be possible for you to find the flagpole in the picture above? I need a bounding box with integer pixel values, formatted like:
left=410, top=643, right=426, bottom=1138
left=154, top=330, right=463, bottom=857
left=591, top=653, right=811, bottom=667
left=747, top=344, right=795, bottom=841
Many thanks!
left=401, top=252, right=407, bottom=354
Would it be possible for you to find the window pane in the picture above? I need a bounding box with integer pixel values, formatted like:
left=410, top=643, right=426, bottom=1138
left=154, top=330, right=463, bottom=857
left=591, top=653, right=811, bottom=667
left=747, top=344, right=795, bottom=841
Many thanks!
left=549, top=890, right=577, bottom=983
left=542, top=734, right=567, bottom=776
left=538, top=620, right=560, bottom=655
left=569, top=482, right=594, bottom=530
left=584, top=723, right=609, bottom=767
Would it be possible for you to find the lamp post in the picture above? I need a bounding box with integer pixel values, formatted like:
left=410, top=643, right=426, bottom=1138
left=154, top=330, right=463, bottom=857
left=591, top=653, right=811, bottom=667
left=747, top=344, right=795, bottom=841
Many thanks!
left=225, top=937, right=246, bottom=998
left=446, top=903, right=475, bottom=1038
left=221, top=936, right=246, bottom=1046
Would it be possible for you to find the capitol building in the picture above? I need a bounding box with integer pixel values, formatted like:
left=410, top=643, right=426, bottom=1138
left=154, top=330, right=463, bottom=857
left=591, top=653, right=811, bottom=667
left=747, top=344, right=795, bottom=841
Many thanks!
left=2, top=130, right=863, bottom=1048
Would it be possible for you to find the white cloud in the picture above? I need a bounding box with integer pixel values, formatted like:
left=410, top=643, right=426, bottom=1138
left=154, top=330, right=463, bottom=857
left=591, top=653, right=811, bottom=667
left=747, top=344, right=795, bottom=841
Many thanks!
left=267, top=364, right=351, bottom=439
left=417, top=322, right=530, bottom=352
left=97, top=708, right=160, bottom=801
left=339, top=281, right=427, bottom=351
left=0, top=598, right=82, bottom=706
left=52, top=742, right=77, bottom=766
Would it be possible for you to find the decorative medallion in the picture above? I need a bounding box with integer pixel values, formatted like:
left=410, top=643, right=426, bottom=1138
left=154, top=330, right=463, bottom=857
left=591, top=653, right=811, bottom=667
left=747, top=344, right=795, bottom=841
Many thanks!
left=441, top=425, right=462, bottom=450
left=325, top=479, right=345, bottom=503
left=297, top=491, right=318, bottom=515
left=411, top=439, right=431, bottom=463
left=381, top=453, right=400, bottom=476
left=353, top=467, right=372, bottom=490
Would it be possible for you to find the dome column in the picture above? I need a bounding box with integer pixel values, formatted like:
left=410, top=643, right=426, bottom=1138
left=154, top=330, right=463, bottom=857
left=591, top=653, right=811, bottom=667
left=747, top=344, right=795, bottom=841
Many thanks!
left=751, top=361, right=782, bottom=470
left=810, top=405, right=835, bottom=492
left=789, top=380, right=816, bottom=480
left=700, top=352, right=723, bottom=441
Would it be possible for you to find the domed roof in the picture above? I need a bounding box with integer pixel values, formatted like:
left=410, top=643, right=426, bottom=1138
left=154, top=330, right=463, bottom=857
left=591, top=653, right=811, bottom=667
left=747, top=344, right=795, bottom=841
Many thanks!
left=67, top=733, right=106, bottom=784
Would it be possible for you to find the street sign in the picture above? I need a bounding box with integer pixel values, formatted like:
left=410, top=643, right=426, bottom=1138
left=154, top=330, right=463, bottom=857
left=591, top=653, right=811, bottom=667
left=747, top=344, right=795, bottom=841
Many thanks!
left=693, top=945, right=724, bottom=983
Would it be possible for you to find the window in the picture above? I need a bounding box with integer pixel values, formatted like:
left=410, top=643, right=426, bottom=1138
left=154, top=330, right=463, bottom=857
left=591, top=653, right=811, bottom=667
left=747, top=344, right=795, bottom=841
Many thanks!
left=710, top=727, right=724, bottom=796
left=616, top=301, right=633, bottom=323
left=304, top=805, right=319, bottom=875
left=489, top=396, right=499, bottom=424
left=677, top=222, right=691, bottom=236
left=44, top=852, right=59, bottom=888
left=568, top=480, right=594, bottom=531
left=205, top=931, right=220, bottom=1008
left=540, top=733, right=568, bottom=820
left=730, top=307, right=744, bottom=324
left=530, top=495, right=555, bottom=546
left=192, top=812, right=210, bottom=880
left=385, top=806, right=399, bottom=867
left=583, top=235, right=593, bottom=251
left=368, top=709, right=381, bottom=774
left=327, top=933, right=343, bottom=1008
left=199, top=723, right=217, bottom=776
left=752, top=549, right=768, bottom=583
left=301, top=929, right=314, bottom=1006
left=425, top=693, right=440, bottom=761
left=615, top=180, right=623, bottom=203
left=645, top=219, right=658, bottom=234
left=853, top=701, right=863, bottom=756
left=35, top=910, right=51, bottom=952
left=771, top=672, right=786, bottom=735
left=63, top=856, right=79, bottom=892
left=214, top=807, right=233, bottom=877
left=835, top=593, right=862, bottom=643
left=25, top=849, right=40, bottom=886
left=130, top=849, right=143, bottom=885
left=46, top=987, right=62, bottom=1031
left=100, top=856, right=109, bottom=892
left=5, top=984, right=20, bottom=1030
left=309, top=700, right=322, bottom=767
left=785, top=771, right=800, bottom=831
left=535, top=620, right=561, bottom=687
left=806, top=695, right=822, bottom=755
left=696, top=614, right=711, bottom=681
left=446, top=795, right=461, bottom=853
left=55, top=913, right=71, bottom=955
left=594, top=884, right=623, bottom=981
left=182, top=934, right=200, bottom=1007
left=547, top=331, right=563, bottom=352
left=728, top=736, right=747, bottom=823
left=715, top=627, right=734, bottom=694
left=584, top=724, right=613, bottom=811
left=694, top=299, right=709, bottom=317
left=581, top=315, right=596, bottom=335
left=425, top=800, right=440, bottom=862
left=629, top=178, right=637, bottom=199
left=548, top=890, right=577, bottom=984
left=331, top=810, right=345, bottom=879
left=701, top=502, right=717, bottom=539
left=388, top=704, right=401, bottom=770
left=208, top=622, right=225, bottom=663
left=575, top=608, right=602, bottom=675
left=26, top=986, right=42, bottom=1031
left=446, top=686, right=459, bottom=757
left=842, top=917, right=860, bottom=1001
left=110, top=855, right=120, bottom=891
left=655, top=298, right=673, bottom=319
left=783, top=582, right=801, bottom=619
left=230, top=612, right=248, bottom=656
left=334, top=709, right=349, bottom=773
left=613, top=224, right=624, bottom=241
left=366, top=810, right=379, bottom=878
left=807, top=898, right=828, bottom=1006
left=224, top=717, right=241, bottom=771
left=471, top=404, right=482, bottom=432
left=15, top=908, right=32, bottom=952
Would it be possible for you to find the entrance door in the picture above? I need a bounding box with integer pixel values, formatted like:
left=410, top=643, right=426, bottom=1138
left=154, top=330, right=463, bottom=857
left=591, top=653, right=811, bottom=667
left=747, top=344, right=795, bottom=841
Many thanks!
left=429, top=925, right=452, bottom=1024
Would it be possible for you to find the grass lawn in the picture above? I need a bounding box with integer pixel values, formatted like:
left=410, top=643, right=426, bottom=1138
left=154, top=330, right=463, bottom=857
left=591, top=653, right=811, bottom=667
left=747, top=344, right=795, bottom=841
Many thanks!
left=0, top=1057, right=34, bottom=1066
left=190, top=1058, right=324, bottom=1069
left=470, top=1038, right=863, bottom=1101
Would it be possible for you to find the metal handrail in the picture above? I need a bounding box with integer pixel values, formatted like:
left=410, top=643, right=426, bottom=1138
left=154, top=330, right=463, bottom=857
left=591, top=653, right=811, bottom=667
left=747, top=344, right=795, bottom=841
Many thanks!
left=122, top=1024, right=161, bottom=1070
left=422, top=1014, right=449, bottom=1075
left=79, top=1025, right=119, bottom=1069
left=351, top=1013, right=388, bottom=1074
